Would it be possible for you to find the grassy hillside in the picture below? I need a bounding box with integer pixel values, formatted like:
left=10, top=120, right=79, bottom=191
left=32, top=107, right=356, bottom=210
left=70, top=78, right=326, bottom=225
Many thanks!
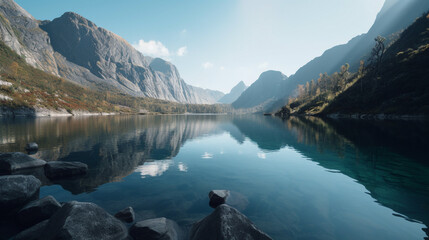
left=0, top=41, right=230, bottom=114
left=280, top=13, right=429, bottom=116
left=323, top=13, right=429, bottom=115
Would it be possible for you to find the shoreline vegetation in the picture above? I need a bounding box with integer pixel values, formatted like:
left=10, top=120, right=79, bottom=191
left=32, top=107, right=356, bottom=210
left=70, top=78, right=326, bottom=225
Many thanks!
left=274, top=12, right=429, bottom=119
left=0, top=40, right=231, bottom=117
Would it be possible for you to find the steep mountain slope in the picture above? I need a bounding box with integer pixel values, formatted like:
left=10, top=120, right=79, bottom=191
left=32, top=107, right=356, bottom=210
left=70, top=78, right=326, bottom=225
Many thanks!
left=0, top=40, right=229, bottom=116
left=266, top=0, right=429, bottom=111
left=232, top=71, right=287, bottom=110
left=218, top=81, right=247, bottom=104
left=0, top=0, right=221, bottom=104
left=322, top=13, right=429, bottom=115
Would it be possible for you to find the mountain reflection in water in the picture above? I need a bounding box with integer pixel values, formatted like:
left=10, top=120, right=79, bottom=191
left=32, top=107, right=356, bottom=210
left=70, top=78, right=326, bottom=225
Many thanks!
left=0, top=115, right=428, bottom=239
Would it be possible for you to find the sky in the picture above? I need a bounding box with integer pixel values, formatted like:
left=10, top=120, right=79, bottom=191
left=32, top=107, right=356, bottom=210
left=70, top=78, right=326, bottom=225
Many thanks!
left=16, top=0, right=385, bottom=93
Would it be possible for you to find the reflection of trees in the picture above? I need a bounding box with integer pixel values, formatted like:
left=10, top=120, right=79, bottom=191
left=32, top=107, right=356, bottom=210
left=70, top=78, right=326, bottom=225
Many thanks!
left=1, top=115, right=428, bottom=233
left=284, top=116, right=354, bottom=158
left=278, top=116, right=429, bottom=231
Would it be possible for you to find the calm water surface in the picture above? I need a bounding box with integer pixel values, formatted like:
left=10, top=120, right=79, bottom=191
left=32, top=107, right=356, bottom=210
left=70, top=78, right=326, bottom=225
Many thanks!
left=0, top=115, right=428, bottom=239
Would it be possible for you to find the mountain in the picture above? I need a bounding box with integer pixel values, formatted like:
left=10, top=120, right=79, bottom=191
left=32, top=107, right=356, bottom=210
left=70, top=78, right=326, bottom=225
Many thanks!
left=322, top=12, right=429, bottom=115
left=232, top=71, right=287, bottom=110
left=0, top=0, right=222, bottom=104
left=0, top=40, right=229, bottom=116
left=218, top=81, right=247, bottom=104
left=265, top=0, right=429, bottom=112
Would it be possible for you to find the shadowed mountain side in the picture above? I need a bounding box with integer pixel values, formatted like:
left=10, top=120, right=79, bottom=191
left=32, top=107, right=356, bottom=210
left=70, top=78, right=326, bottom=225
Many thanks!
left=323, top=12, right=429, bottom=115
left=218, top=81, right=247, bottom=104
left=232, top=71, right=288, bottom=110
left=265, top=0, right=429, bottom=112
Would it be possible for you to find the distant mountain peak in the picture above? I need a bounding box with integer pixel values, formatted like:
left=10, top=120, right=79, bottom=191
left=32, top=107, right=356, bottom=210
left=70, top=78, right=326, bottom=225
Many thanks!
left=218, top=81, right=248, bottom=104
left=231, top=70, right=288, bottom=109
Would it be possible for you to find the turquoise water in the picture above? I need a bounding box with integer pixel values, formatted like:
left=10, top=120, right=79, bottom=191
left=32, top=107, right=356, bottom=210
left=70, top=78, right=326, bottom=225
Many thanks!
left=1, top=115, right=428, bottom=239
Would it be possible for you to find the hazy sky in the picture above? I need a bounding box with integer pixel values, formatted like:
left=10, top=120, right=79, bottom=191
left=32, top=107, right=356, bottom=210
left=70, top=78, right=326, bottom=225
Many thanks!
left=16, top=0, right=385, bottom=93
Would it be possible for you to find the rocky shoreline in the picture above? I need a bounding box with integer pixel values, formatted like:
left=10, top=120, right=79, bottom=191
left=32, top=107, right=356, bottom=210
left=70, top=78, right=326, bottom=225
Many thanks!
left=0, top=106, right=118, bottom=118
left=274, top=107, right=428, bottom=121
left=0, top=145, right=272, bottom=240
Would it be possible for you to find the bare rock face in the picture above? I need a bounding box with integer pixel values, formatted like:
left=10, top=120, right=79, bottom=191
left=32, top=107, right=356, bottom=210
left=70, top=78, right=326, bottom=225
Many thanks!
left=0, top=0, right=59, bottom=74
left=0, top=175, right=41, bottom=213
left=0, top=1, right=223, bottom=104
left=129, top=217, right=183, bottom=240
left=39, top=201, right=128, bottom=240
left=25, top=142, right=39, bottom=153
left=0, top=152, right=46, bottom=174
left=209, top=190, right=230, bottom=208
left=114, top=206, right=135, bottom=223
left=39, top=12, right=223, bottom=104
left=44, top=161, right=88, bottom=179
left=13, top=219, right=49, bottom=240
left=17, top=195, right=62, bottom=227
left=190, top=204, right=272, bottom=240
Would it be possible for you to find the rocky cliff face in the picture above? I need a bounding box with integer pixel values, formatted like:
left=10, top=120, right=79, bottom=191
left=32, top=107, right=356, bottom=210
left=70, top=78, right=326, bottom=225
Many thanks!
left=0, top=1, right=222, bottom=104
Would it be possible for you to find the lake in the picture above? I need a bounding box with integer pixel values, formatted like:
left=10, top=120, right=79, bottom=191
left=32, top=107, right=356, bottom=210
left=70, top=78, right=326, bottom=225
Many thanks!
left=0, top=115, right=428, bottom=239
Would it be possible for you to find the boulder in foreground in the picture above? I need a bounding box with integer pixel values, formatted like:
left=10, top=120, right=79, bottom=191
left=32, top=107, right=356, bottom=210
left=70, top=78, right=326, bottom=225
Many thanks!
left=0, top=152, right=46, bottom=174
left=25, top=142, right=39, bottom=153
left=0, top=175, right=41, bottom=213
left=209, top=190, right=230, bottom=208
left=129, top=217, right=183, bottom=240
left=39, top=201, right=128, bottom=240
left=190, top=204, right=272, bottom=240
left=17, top=195, right=61, bottom=227
left=13, top=219, right=49, bottom=240
left=44, top=161, right=88, bottom=179
left=115, top=206, right=135, bottom=223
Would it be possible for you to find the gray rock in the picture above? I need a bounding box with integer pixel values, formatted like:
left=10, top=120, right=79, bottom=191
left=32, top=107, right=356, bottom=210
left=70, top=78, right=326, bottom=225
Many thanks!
left=0, top=152, right=46, bottom=174
left=0, top=1, right=224, bottom=105
left=0, top=175, right=41, bottom=213
left=39, top=201, right=128, bottom=240
left=190, top=204, right=272, bottom=240
left=129, top=217, right=183, bottom=240
left=209, top=190, right=230, bottom=208
left=13, top=219, right=49, bottom=240
left=44, top=161, right=88, bottom=179
left=17, top=195, right=61, bottom=227
left=25, top=142, right=39, bottom=153
left=115, top=206, right=135, bottom=223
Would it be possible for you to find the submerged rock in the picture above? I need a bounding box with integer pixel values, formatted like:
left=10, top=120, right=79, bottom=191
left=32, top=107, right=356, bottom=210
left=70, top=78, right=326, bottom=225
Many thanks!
left=129, top=217, right=183, bottom=240
left=25, top=142, right=39, bottom=153
left=115, top=206, right=135, bottom=223
left=13, top=219, right=49, bottom=240
left=209, top=190, right=230, bottom=208
left=44, top=161, right=88, bottom=179
left=39, top=201, right=128, bottom=240
left=190, top=204, right=272, bottom=240
left=0, top=175, right=41, bottom=214
left=0, top=152, right=46, bottom=174
left=17, top=195, right=61, bottom=227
